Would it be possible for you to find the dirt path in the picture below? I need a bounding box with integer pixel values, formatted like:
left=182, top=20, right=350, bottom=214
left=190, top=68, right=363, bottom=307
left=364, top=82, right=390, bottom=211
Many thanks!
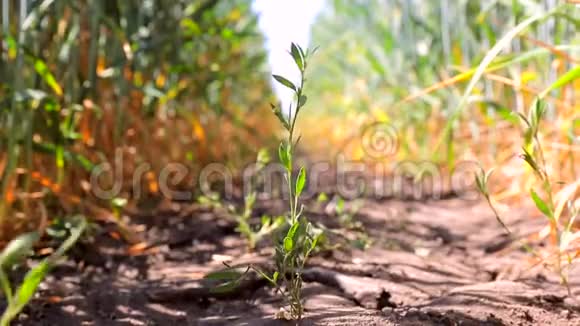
left=17, top=197, right=580, bottom=325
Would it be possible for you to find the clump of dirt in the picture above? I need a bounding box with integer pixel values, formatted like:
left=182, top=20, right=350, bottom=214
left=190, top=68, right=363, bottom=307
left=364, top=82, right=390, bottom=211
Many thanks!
left=11, top=197, right=580, bottom=325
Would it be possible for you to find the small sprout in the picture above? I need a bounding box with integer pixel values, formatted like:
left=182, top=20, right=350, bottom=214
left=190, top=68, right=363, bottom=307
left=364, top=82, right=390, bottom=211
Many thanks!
left=235, top=151, right=283, bottom=250
left=265, top=43, right=321, bottom=320
left=480, top=95, right=572, bottom=293
left=475, top=168, right=510, bottom=234
left=317, top=192, right=328, bottom=203
left=475, top=167, right=494, bottom=197
left=197, top=192, right=225, bottom=211
left=0, top=218, right=86, bottom=326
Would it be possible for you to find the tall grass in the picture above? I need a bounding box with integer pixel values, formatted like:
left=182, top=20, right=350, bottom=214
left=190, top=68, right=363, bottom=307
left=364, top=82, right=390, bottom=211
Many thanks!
left=304, top=0, right=580, bottom=276
left=306, top=0, right=578, bottom=182
left=0, top=0, right=276, bottom=242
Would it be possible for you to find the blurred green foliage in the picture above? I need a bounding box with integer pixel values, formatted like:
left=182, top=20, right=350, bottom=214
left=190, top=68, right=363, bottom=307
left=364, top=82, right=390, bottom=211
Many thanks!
left=0, top=0, right=274, bottom=238
left=306, top=0, right=579, bottom=164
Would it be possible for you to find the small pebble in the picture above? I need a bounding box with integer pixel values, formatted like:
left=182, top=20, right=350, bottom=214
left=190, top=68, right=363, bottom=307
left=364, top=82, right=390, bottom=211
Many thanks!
left=381, top=307, right=394, bottom=314
left=560, top=310, right=571, bottom=319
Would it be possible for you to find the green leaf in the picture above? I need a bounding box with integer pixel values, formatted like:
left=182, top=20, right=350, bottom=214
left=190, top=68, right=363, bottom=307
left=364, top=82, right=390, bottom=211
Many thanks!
left=0, top=232, right=40, bottom=269
left=516, top=112, right=531, bottom=128
left=521, top=147, right=540, bottom=174
left=283, top=236, right=293, bottom=252
left=475, top=168, right=495, bottom=196
left=256, top=148, right=271, bottom=166
left=6, top=35, right=17, bottom=59
left=272, top=271, right=279, bottom=283
left=210, top=280, right=240, bottom=294
left=14, top=261, right=50, bottom=309
left=540, top=65, right=580, bottom=98
left=475, top=174, right=485, bottom=195
left=317, top=192, right=328, bottom=203
left=290, top=43, right=304, bottom=71
left=310, top=233, right=322, bottom=252
left=295, top=167, right=306, bottom=197
left=272, top=74, right=296, bottom=91
left=287, top=221, right=300, bottom=239
left=244, top=191, right=256, bottom=216
left=493, top=106, right=519, bottom=125
left=261, top=215, right=270, bottom=227
left=298, top=95, right=307, bottom=108
left=111, top=197, right=127, bottom=208
left=530, top=189, right=554, bottom=220
left=254, top=267, right=277, bottom=286
left=336, top=198, right=345, bottom=214
left=270, top=103, right=290, bottom=130
left=208, top=267, right=250, bottom=294
left=204, top=270, right=243, bottom=281
left=435, top=10, right=557, bottom=154
left=278, top=143, right=291, bottom=170
left=31, top=141, right=94, bottom=171
left=0, top=270, right=12, bottom=305
left=530, top=99, right=546, bottom=132
left=308, top=45, right=319, bottom=57
left=33, top=59, right=63, bottom=96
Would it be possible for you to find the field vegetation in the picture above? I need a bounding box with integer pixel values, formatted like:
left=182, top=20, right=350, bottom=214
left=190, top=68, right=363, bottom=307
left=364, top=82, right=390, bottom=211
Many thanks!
left=0, top=0, right=579, bottom=324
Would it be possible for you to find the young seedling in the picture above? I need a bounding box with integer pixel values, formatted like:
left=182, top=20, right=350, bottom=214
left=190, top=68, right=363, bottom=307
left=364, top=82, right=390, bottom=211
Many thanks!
left=335, top=197, right=371, bottom=249
left=0, top=217, right=86, bottom=326
left=320, top=195, right=370, bottom=250
left=261, top=43, right=322, bottom=320
left=476, top=98, right=576, bottom=294
left=197, top=149, right=283, bottom=250
left=237, top=149, right=284, bottom=249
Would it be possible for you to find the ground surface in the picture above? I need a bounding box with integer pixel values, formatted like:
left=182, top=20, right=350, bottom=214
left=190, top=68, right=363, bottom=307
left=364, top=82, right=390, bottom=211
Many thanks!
left=13, top=193, right=580, bottom=325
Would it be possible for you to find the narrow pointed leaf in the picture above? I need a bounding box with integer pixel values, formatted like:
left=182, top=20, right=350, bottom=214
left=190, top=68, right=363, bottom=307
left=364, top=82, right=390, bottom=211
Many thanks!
left=272, top=74, right=296, bottom=91
left=204, top=270, right=243, bottom=281
left=540, top=65, right=580, bottom=98
left=298, top=95, right=307, bottom=108
left=283, top=236, right=293, bottom=252
left=278, top=143, right=290, bottom=170
left=530, top=189, right=553, bottom=220
left=295, top=167, right=306, bottom=197
left=33, top=59, right=63, bottom=96
left=14, top=261, right=50, bottom=309
left=270, top=103, right=290, bottom=130
left=290, top=43, right=304, bottom=70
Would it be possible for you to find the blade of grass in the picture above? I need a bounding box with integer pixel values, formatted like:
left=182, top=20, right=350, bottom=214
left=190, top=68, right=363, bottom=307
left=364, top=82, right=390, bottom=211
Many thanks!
left=433, top=6, right=563, bottom=155
left=539, top=65, right=580, bottom=98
